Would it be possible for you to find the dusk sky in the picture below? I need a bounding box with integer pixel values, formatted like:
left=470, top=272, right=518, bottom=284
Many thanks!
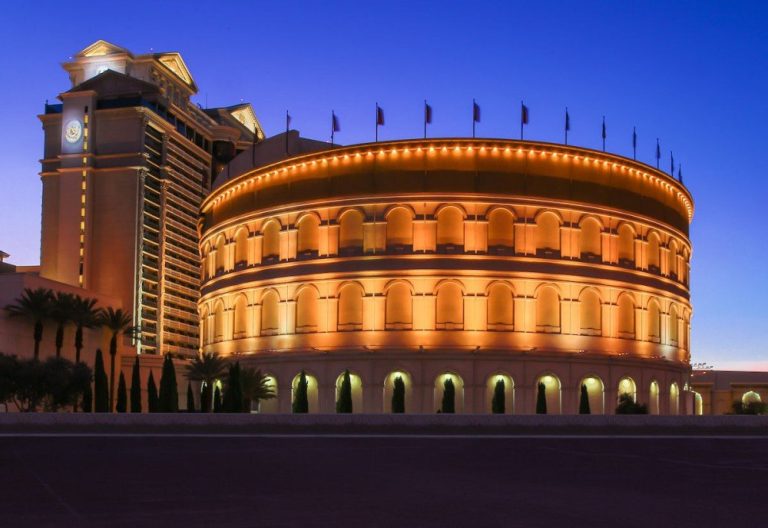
left=1, top=1, right=766, bottom=369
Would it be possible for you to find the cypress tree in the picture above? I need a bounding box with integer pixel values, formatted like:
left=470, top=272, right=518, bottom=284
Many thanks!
left=223, top=362, right=243, bottom=412
left=186, top=382, right=195, bottom=412
left=213, top=385, right=222, bottom=413
left=116, top=372, right=127, bottom=413
left=336, top=369, right=353, bottom=413
left=158, top=355, right=179, bottom=412
left=391, top=375, right=405, bottom=413
left=147, top=371, right=159, bottom=413
left=579, top=384, right=591, bottom=414
left=536, top=382, right=547, bottom=414
left=441, top=377, right=456, bottom=413
left=130, top=355, right=142, bottom=413
left=93, top=349, right=109, bottom=412
left=292, top=370, right=309, bottom=413
left=492, top=378, right=506, bottom=414
left=81, top=381, right=93, bottom=412
left=200, top=383, right=212, bottom=413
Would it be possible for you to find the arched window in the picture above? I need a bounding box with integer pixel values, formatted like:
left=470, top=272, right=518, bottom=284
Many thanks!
left=214, top=236, right=226, bottom=274
left=386, top=207, right=413, bottom=251
left=262, top=220, right=280, bottom=262
left=742, top=391, right=762, bottom=405
left=385, top=282, right=412, bottom=329
left=213, top=301, right=225, bottom=340
left=434, top=373, right=465, bottom=413
left=234, top=229, right=248, bottom=268
left=536, top=374, right=562, bottom=414
left=233, top=295, right=247, bottom=338
left=536, top=212, right=561, bottom=256
left=649, top=380, right=660, bottom=415
left=201, top=243, right=211, bottom=280
left=579, top=289, right=601, bottom=335
left=486, top=374, right=514, bottom=414
left=487, top=282, right=514, bottom=329
left=669, top=304, right=679, bottom=344
left=338, top=210, right=364, bottom=255
left=617, top=294, right=635, bottom=338
left=260, top=290, right=280, bottom=335
left=297, top=215, right=320, bottom=258
left=579, top=376, right=605, bottom=414
left=200, top=306, right=209, bottom=345
left=487, top=208, right=514, bottom=253
left=337, top=283, right=363, bottom=330
left=436, top=206, right=464, bottom=252
left=617, top=224, right=635, bottom=266
left=647, top=232, right=661, bottom=272
left=292, top=372, right=318, bottom=413
left=668, top=239, right=679, bottom=278
left=384, top=371, right=412, bottom=413
left=669, top=382, right=680, bottom=415
left=435, top=282, right=463, bottom=329
left=579, top=217, right=602, bottom=260
left=258, top=376, right=279, bottom=413
left=296, top=287, right=319, bottom=333
left=647, top=299, right=661, bottom=341
left=335, top=371, right=364, bottom=413
left=536, top=286, right=560, bottom=332
left=618, top=377, right=637, bottom=402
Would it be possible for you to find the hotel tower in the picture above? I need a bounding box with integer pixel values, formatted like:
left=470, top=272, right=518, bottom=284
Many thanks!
left=38, top=40, right=264, bottom=357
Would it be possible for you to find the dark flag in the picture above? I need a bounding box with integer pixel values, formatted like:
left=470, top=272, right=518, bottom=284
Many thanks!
left=601, top=116, right=606, bottom=151
left=472, top=99, right=480, bottom=137
left=655, top=138, right=661, bottom=168
left=564, top=107, right=570, bottom=145
left=375, top=103, right=384, bottom=142
left=331, top=111, right=340, bottom=145
left=285, top=110, right=291, bottom=155
left=678, top=164, right=683, bottom=184
left=520, top=101, right=529, bottom=139
left=632, top=126, right=637, bottom=160
left=670, top=151, right=675, bottom=176
left=424, top=100, right=432, bottom=138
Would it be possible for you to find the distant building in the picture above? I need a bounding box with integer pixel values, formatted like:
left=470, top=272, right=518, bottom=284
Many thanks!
left=38, top=40, right=264, bottom=357
left=692, top=370, right=768, bottom=415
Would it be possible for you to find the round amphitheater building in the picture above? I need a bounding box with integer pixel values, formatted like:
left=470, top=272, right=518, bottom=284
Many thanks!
left=198, top=137, right=693, bottom=414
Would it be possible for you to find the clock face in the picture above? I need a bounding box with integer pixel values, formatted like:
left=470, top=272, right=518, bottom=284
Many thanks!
left=64, top=120, right=83, bottom=144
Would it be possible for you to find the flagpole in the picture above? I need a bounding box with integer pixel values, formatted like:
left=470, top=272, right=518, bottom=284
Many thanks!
left=564, top=107, right=569, bottom=145
left=601, top=116, right=606, bottom=152
left=633, top=126, right=637, bottom=160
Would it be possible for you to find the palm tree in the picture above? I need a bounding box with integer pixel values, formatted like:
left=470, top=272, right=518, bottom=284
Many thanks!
left=5, top=287, right=53, bottom=360
left=70, top=296, right=99, bottom=364
left=98, top=307, right=133, bottom=411
left=185, top=352, right=228, bottom=412
left=240, top=367, right=276, bottom=412
left=50, top=292, right=75, bottom=358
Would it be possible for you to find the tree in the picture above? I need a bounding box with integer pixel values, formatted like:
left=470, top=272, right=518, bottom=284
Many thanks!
left=185, top=352, right=228, bottom=413
left=579, top=384, right=591, bottom=414
left=391, top=375, right=405, bottom=413
left=536, top=382, right=547, bottom=414
left=70, top=296, right=99, bottom=364
left=147, top=371, right=159, bottom=413
left=222, top=362, right=243, bottom=413
left=186, top=382, right=195, bottom=412
left=441, top=378, right=455, bottom=414
left=615, top=394, right=648, bottom=414
left=49, top=292, right=75, bottom=359
left=336, top=370, right=353, bottom=413
left=492, top=378, right=505, bottom=414
left=130, top=355, right=142, bottom=413
left=158, top=354, right=179, bottom=412
left=93, top=349, right=109, bottom=412
left=292, top=370, right=309, bottom=413
left=0, top=354, right=19, bottom=408
left=116, top=372, right=127, bottom=413
left=81, top=380, right=93, bottom=412
left=213, top=385, right=222, bottom=413
left=240, top=367, right=275, bottom=412
left=5, top=287, right=53, bottom=360
left=97, top=307, right=133, bottom=412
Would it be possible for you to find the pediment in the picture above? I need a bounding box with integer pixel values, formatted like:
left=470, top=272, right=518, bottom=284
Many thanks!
left=77, top=40, right=132, bottom=58
left=155, top=53, right=197, bottom=90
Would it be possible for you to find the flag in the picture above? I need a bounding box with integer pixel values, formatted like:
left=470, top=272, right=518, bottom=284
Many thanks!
left=473, top=100, right=481, bottom=123
left=286, top=111, right=291, bottom=130
left=656, top=139, right=661, bottom=162
left=601, top=116, right=606, bottom=139
left=565, top=108, right=570, bottom=131
left=632, top=127, right=637, bottom=149
left=332, top=112, right=340, bottom=133
left=424, top=101, right=432, bottom=124
left=678, top=165, right=683, bottom=183
left=521, top=103, right=529, bottom=125
left=376, top=104, right=385, bottom=126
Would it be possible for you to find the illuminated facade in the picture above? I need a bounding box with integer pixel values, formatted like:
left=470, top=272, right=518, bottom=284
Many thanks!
left=200, top=137, right=694, bottom=414
left=38, top=40, right=264, bottom=357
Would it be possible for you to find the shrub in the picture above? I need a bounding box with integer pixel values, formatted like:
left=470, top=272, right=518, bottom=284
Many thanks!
left=536, top=382, right=547, bottom=414
left=116, top=372, right=127, bottom=413
left=615, top=394, right=648, bottom=414
left=391, top=376, right=405, bottom=413
left=93, top=349, right=109, bottom=412
left=292, top=370, right=309, bottom=413
left=130, top=355, right=142, bottom=413
left=731, top=400, right=767, bottom=415
left=147, top=371, right=159, bottom=413
left=213, top=385, right=222, bottom=413
left=491, top=378, right=505, bottom=414
left=579, top=384, right=591, bottom=414
left=336, top=370, right=353, bottom=413
left=158, top=355, right=179, bottom=412
left=441, top=378, right=455, bottom=413
left=222, top=362, right=243, bottom=413
left=186, top=382, right=195, bottom=412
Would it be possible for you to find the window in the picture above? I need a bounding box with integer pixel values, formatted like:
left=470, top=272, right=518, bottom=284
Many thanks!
left=386, top=207, right=413, bottom=251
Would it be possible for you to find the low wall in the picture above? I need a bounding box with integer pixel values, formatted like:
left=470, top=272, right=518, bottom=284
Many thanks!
left=1, top=413, right=767, bottom=435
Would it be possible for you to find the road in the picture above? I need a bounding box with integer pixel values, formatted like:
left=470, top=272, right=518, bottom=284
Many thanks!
left=1, top=433, right=765, bottom=527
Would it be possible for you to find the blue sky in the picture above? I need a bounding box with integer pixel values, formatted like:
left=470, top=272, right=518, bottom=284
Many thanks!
left=1, top=1, right=766, bottom=368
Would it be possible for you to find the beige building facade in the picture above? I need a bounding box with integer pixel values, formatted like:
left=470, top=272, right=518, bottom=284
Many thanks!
left=199, top=138, right=695, bottom=414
